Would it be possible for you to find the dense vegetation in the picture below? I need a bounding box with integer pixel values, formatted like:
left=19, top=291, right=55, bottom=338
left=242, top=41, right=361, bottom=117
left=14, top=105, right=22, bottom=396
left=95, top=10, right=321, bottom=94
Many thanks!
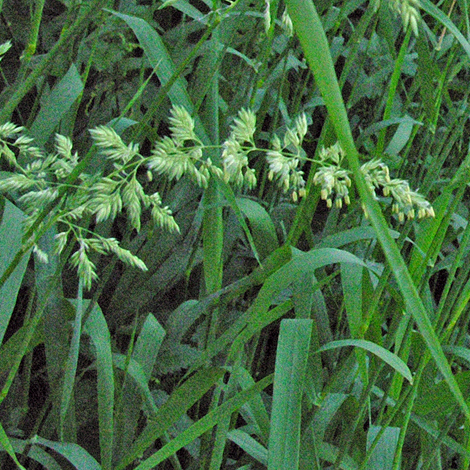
left=1, top=0, right=470, bottom=468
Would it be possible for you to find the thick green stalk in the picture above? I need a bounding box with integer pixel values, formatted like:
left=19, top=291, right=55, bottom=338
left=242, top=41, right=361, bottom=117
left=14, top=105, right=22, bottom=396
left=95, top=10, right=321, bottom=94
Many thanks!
left=16, top=0, right=46, bottom=83
left=199, top=8, right=225, bottom=470
left=284, top=0, right=470, bottom=421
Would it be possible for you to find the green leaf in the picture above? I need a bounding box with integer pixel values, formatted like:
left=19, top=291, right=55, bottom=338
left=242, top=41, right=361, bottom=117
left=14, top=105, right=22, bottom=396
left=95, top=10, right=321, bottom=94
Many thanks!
left=317, top=441, right=359, bottom=470
left=133, top=375, right=273, bottom=469
left=0, top=422, right=27, bottom=470
left=365, top=426, right=400, bottom=470
left=83, top=301, right=114, bottom=470
left=0, top=198, right=30, bottom=345
left=234, top=367, right=271, bottom=444
left=232, top=248, right=370, bottom=353
left=113, top=315, right=165, bottom=463
left=341, top=263, right=363, bottom=338
left=228, top=429, right=268, bottom=465
left=113, top=354, right=158, bottom=415
left=60, top=286, right=84, bottom=441
left=30, top=63, right=84, bottom=146
left=268, top=319, right=313, bottom=470
left=236, top=196, right=279, bottom=259
left=31, top=436, right=101, bottom=470
left=9, top=437, right=62, bottom=470
left=314, top=226, right=399, bottom=249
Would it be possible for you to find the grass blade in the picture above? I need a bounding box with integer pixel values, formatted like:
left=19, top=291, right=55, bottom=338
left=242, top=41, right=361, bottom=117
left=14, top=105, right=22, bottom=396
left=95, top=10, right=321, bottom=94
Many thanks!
left=316, top=339, right=413, bottom=384
left=268, top=319, right=313, bottom=470
left=83, top=301, right=114, bottom=470
left=365, top=426, right=400, bottom=470
left=31, top=436, right=101, bottom=470
left=0, top=198, right=30, bottom=344
left=29, top=63, right=83, bottom=146
left=116, top=367, right=226, bottom=470
left=134, top=375, right=273, bottom=470
left=0, top=422, right=27, bottom=470
left=236, top=196, right=279, bottom=260
left=59, top=281, right=84, bottom=440
left=228, top=429, right=268, bottom=465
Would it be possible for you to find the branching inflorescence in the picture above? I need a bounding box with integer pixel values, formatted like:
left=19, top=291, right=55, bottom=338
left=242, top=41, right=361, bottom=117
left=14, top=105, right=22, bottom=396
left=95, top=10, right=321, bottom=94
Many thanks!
left=0, top=105, right=434, bottom=289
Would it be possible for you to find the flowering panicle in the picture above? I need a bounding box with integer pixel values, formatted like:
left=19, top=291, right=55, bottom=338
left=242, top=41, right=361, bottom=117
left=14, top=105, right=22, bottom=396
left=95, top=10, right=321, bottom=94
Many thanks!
left=0, top=123, right=180, bottom=290
left=87, top=126, right=180, bottom=234
left=0, top=104, right=436, bottom=288
left=90, top=126, right=139, bottom=163
left=312, top=143, right=351, bottom=208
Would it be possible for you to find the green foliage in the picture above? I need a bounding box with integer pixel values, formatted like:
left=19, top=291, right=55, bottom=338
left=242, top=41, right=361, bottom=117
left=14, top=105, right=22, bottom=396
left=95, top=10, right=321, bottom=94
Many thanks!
left=1, top=0, right=470, bottom=468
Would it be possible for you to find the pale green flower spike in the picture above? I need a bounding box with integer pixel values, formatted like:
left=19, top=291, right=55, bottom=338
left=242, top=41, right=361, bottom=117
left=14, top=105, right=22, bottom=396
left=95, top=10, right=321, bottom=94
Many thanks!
left=90, top=126, right=140, bottom=163
left=168, top=105, right=199, bottom=145
left=267, top=113, right=308, bottom=201
left=222, top=108, right=257, bottom=189
left=389, top=0, right=420, bottom=36
left=0, top=106, right=435, bottom=290
left=147, top=106, right=219, bottom=188
left=281, top=9, right=294, bottom=37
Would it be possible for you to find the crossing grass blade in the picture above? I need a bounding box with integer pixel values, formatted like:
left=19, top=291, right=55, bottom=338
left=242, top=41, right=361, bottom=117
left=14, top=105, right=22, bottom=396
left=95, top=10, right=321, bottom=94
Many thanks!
left=0, top=422, right=27, bottom=470
left=59, top=282, right=84, bottom=441
left=116, top=367, right=226, bottom=470
left=8, top=437, right=62, bottom=469
left=133, top=375, right=273, bottom=470
left=365, top=426, right=400, bottom=470
left=29, top=436, right=101, bottom=470
left=316, top=339, right=413, bottom=384
left=284, top=0, right=470, bottom=422
left=236, top=196, right=279, bottom=260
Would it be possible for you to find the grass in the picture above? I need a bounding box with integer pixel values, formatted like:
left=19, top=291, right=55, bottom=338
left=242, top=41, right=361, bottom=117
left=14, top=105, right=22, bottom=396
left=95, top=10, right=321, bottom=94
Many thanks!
left=1, top=0, right=470, bottom=468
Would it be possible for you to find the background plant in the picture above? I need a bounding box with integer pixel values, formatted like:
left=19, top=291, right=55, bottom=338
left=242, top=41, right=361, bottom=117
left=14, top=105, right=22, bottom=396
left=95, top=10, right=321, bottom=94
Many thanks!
left=1, top=0, right=470, bottom=469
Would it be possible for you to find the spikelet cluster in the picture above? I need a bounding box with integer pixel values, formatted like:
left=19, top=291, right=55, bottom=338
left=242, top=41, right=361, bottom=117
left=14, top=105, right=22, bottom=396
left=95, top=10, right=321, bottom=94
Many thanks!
left=312, top=143, right=434, bottom=222
left=262, top=1, right=293, bottom=37
left=313, top=143, right=351, bottom=209
left=266, top=113, right=308, bottom=201
left=222, top=108, right=257, bottom=189
left=147, top=105, right=222, bottom=188
left=389, top=0, right=420, bottom=36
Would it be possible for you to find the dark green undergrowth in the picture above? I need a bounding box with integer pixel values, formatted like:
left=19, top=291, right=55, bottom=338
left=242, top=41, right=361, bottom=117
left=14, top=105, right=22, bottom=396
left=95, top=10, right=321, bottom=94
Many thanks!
left=1, top=0, right=470, bottom=468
